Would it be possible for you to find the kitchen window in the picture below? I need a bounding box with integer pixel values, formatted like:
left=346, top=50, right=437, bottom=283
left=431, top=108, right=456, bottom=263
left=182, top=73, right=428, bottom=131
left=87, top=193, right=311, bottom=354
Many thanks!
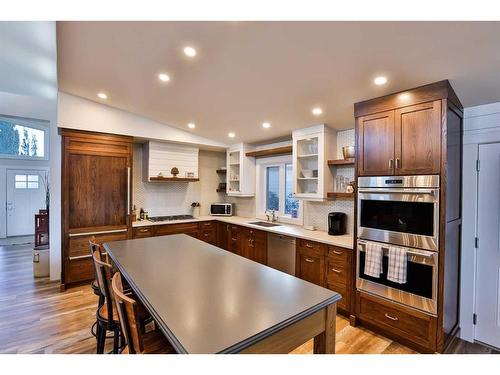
left=0, top=115, right=49, bottom=160
left=256, top=155, right=303, bottom=225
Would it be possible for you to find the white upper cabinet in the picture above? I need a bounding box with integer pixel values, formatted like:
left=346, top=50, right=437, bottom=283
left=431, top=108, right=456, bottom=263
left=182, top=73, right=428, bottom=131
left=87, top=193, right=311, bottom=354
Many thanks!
left=227, top=143, right=256, bottom=197
left=292, top=124, right=336, bottom=200
left=143, top=141, right=199, bottom=182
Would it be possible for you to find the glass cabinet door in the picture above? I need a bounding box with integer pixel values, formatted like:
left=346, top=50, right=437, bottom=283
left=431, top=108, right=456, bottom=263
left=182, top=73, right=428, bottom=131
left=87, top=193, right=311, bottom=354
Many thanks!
left=295, top=136, right=319, bottom=195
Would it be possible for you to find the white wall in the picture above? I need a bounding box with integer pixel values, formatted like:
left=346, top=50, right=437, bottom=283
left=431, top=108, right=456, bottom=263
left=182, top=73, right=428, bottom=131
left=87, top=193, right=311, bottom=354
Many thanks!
left=58, top=92, right=228, bottom=150
left=460, top=101, right=500, bottom=342
left=0, top=22, right=60, bottom=281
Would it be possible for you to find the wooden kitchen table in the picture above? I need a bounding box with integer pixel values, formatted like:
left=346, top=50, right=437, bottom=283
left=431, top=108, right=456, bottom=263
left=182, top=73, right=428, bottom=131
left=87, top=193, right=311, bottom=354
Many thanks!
left=104, top=234, right=340, bottom=354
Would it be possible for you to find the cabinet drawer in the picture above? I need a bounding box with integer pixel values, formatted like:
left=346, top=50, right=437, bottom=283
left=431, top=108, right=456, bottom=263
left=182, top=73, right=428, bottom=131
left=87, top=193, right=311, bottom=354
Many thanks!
left=66, top=257, right=94, bottom=284
left=325, top=258, right=349, bottom=285
left=327, top=245, right=351, bottom=262
left=357, top=292, right=437, bottom=351
left=326, top=281, right=349, bottom=312
left=297, top=239, right=326, bottom=256
left=154, top=223, right=199, bottom=236
left=68, top=230, right=128, bottom=258
left=296, top=252, right=324, bottom=286
left=200, top=229, right=217, bottom=245
left=133, top=226, right=153, bottom=238
left=199, top=221, right=216, bottom=230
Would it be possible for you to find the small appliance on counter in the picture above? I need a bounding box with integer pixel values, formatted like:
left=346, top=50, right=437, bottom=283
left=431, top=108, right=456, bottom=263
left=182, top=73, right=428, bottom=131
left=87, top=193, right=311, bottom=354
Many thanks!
left=328, top=212, right=346, bottom=235
left=210, top=202, right=233, bottom=216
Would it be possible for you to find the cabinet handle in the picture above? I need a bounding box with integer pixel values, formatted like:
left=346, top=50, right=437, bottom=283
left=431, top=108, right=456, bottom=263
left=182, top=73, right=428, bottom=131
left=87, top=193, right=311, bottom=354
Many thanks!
left=305, top=243, right=314, bottom=248
left=204, top=233, right=210, bottom=237
left=389, top=159, right=394, bottom=169
left=227, top=225, right=230, bottom=232
left=231, top=237, right=238, bottom=241
left=332, top=250, right=343, bottom=255
left=396, top=158, right=401, bottom=169
left=203, top=222, right=211, bottom=227
left=384, top=313, right=399, bottom=321
left=331, top=267, right=342, bottom=273
left=305, top=258, right=314, bottom=263
left=139, top=229, right=149, bottom=233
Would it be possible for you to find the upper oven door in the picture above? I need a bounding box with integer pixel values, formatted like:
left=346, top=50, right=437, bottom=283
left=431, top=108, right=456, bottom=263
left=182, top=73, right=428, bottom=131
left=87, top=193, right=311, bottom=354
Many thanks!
left=357, top=187, right=439, bottom=251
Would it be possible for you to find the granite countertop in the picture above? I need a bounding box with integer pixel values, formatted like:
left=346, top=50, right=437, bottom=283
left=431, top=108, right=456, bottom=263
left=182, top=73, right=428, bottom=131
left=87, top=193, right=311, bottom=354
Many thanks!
left=133, top=215, right=354, bottom=249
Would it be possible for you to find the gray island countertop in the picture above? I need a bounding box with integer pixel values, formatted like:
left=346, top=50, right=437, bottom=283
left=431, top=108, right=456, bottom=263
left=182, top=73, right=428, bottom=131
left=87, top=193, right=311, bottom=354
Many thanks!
left=104, top=234, right=341, bottom=354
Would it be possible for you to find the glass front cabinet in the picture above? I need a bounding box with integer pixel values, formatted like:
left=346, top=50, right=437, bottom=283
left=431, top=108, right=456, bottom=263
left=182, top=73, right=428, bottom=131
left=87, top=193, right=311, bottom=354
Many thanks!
left=227, top=143, right=256, bottom=197
left=292, top=124, right=336, bottom=200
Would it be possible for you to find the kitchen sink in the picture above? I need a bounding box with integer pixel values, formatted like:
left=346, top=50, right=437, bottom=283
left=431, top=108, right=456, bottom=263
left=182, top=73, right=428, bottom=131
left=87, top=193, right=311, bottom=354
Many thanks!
left=248, top=221, right=281, bottom=228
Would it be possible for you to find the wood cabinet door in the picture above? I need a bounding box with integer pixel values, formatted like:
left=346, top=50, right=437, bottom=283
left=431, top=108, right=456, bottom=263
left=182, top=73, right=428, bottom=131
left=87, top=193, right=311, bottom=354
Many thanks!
left=394, top=100, right=442, bottom=175
left=228, top=225, right=243, bottom=255
left=357, top=110, right=395, bottom=176
left=295, top=251, right=324, bottom=286
left=217, top=222, right=229, bottom=250
left=243, top=229, right=267, bottom=264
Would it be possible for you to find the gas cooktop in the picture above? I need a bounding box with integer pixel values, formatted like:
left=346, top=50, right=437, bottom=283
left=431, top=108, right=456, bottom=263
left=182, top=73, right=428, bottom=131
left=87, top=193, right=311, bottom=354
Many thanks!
left=148, top=215, right=194, bottom=222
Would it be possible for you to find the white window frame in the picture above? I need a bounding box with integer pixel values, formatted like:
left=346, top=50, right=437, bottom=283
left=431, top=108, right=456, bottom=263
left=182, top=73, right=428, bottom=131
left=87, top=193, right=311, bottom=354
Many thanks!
left=256, top=155, right=303, bottom=225
left=0, top=115, right=49, bottom=161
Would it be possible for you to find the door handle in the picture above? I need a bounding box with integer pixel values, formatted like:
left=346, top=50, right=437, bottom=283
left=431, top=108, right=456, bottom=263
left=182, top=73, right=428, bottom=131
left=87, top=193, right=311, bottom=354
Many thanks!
left=384, top=313, right=399, bottom=321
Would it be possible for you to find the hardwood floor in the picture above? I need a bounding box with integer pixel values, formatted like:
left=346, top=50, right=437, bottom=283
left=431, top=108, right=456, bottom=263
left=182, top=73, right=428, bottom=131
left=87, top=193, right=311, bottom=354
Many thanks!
left=0, top=243, right=489, bottom=354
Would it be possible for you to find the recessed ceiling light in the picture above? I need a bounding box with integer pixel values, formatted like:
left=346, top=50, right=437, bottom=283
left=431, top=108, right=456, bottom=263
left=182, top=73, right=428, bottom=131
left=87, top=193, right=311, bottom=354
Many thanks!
left=158, top=73, right=170, bottom=82
left=312, top=107, right=323, bottom=116
left=374, top=76, right=388, bottom=85
left=262, top=122, right=271, bottom=129
left=97, top=92, right=107, bottom=99
left=187, top=123, right=196, bottom=129
left=228, top=132, right=235, bottom=138
left=184, top=46, right=197, bottom=57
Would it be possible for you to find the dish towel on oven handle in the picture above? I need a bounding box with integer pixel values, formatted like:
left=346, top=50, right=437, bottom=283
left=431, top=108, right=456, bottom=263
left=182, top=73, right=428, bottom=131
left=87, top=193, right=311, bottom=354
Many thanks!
left=363, top=242, right=383, bottom=278
left=387, top=246, right=408, bottom=284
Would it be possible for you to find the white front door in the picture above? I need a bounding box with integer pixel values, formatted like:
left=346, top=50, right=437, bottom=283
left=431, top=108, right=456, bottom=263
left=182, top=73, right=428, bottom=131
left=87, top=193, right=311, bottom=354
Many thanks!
left=6, top=169, right=47, bottom=237
left=475, top=142, right=500, bottom=349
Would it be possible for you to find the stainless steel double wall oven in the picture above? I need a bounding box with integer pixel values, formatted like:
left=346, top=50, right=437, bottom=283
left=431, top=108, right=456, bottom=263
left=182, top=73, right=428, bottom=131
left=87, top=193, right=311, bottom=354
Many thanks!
left=356, top=175, right=440, bottom=315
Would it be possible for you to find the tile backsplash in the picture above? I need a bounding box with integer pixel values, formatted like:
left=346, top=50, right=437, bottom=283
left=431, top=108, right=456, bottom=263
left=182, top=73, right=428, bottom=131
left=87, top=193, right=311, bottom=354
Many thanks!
left=133, top=127, right=354, bottom=232
left=133, top=144, right=226, bottom=217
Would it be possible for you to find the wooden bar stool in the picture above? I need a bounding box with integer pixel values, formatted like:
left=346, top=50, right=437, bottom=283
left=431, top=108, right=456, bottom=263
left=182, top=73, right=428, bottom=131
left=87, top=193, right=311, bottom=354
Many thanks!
left=111, top=272, right=176, bottom=354
left=89, top=238, right=105, bottom=339
left=92, top=250, right=121, bottom=354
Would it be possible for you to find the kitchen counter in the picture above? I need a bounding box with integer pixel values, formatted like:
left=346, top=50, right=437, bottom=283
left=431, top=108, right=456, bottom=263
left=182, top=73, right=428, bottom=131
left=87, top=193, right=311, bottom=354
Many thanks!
left=132, top=215, right=354, bottom=249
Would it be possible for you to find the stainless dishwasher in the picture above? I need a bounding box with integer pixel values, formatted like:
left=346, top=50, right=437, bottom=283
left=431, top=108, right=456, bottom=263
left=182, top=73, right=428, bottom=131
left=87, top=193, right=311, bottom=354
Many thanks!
left=267, top=233, right=296, bottom=276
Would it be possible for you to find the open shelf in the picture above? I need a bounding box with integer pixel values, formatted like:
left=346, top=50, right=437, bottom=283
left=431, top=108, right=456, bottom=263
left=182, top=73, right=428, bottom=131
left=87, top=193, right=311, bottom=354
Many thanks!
left=327, top=158, right=355, bottom=166
left=327, top=192, right=355, bottom=199
left=246, top=145, right=292, bottom=157
left=149, top=177, right=199, bottom=182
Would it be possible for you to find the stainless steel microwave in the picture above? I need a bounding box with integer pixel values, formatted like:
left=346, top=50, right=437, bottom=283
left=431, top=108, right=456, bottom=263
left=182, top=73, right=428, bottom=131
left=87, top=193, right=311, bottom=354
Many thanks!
left=210, top=203, right=233, bottom=216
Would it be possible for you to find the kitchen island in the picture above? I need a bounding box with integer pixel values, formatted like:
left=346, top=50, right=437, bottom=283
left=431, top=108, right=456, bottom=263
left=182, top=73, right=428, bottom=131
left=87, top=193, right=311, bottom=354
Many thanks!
left=104, top=234, right=341, bottom=354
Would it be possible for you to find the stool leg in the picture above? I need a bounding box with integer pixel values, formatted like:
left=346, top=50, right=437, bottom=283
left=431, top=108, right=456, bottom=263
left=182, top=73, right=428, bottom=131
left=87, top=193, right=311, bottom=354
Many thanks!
left=97, top=323, right=106, bottom=354
left=113, top=328, right=120, bottom=354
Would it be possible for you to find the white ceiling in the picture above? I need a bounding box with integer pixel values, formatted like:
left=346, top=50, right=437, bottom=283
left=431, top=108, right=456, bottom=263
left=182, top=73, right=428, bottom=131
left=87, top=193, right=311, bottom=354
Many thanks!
left=57, top=21, right=500, bottom=144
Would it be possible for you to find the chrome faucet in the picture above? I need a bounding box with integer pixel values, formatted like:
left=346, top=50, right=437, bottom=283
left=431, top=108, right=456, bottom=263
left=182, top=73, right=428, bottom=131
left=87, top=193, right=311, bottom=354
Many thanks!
left=266, top=209, right=279, bottom=223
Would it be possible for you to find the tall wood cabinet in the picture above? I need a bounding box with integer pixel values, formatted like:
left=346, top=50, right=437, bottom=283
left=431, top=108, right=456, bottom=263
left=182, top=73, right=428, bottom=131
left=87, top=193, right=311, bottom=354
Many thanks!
left=354, top=80, right=463, bottom=353
left=61, top=129, right=133, bottom=289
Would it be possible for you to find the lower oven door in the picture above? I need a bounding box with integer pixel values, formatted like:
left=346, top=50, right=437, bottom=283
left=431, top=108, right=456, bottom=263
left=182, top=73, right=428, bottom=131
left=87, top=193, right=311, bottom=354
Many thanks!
left=356, top=239, right=438, bottom=315
left=357, top=187, right=440, bottom=251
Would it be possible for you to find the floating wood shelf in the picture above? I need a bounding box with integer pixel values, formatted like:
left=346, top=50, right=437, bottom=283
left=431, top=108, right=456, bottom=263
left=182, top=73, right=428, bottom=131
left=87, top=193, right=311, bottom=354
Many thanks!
left=327, top=192, right=355, bottom=199
left=216, top=169, right=227, bottom=174
left=327, top=158, right=355, bottom=166
left=149, top=177, right=199, bottom=182
left=246, top=145, right=292, bottom=158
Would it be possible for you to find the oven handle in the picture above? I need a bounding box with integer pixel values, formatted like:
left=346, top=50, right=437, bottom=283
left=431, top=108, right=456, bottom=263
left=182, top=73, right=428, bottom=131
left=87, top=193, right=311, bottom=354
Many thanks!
left=357, top=240, right=435, bottom=259
left=358, top=188, right=437, bottom=195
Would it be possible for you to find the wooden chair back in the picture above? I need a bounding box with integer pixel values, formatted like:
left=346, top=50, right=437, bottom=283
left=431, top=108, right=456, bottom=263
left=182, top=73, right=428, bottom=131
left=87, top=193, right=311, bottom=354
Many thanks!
left=92, top=250, right=114, bottom=323
left=111, top=272, right=143, bottom=354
